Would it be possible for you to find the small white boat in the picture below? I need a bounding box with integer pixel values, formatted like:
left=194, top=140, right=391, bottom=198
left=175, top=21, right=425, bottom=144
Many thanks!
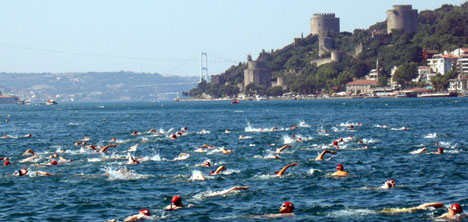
left=46, top=99, right=58, bottom=105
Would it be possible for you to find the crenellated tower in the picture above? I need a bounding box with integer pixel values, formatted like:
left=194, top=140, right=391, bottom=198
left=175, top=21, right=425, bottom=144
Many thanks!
left=386, top=5, right=418, bottom=34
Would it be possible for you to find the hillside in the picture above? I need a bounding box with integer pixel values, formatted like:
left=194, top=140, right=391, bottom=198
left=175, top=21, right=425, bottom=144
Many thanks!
left=0, top=72, right=198, bottom=102
left=190, top=1, right=468, bottom=98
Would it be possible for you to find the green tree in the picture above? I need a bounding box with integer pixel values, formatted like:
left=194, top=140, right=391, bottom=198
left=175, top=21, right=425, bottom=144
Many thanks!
left=266, top=86, right=284, bottom=97
left=392, top=62, right=418, bottom=89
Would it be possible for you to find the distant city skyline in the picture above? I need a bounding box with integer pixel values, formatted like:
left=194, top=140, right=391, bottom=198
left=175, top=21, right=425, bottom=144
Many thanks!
left=0, top=0, right=465, bottom=76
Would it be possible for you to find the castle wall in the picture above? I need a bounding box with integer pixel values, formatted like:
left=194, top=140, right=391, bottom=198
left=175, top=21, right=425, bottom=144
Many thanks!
left=244, top=60, right=271, bottom=89
left=387, top=5, right=418, bottom=34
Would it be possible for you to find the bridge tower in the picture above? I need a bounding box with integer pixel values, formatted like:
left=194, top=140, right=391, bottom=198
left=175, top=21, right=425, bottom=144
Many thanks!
left=200, top=52, right=209, bottom=82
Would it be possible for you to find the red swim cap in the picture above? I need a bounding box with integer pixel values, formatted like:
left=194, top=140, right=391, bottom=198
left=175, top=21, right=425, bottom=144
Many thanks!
left=50, top=160, right=58, bottom=165
left=336, top=164, right=344, bottom=171
left=333, top=141, right=338, bottom=146
left=4, top=161, right=10, bottom=166
left=450, top=203, right=462, bottom=214
left=438, top=147, right=443, bottom=153
left=139, top=209, right=150, bottom=216
left=280, top=201, right=294, bottom=213
left=172, top=195, right=182, bottom=206
left=339, top=138, right=343, bottom=142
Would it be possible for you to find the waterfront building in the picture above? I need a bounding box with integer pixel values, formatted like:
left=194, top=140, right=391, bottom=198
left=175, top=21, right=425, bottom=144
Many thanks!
left=427, top=54, right=457, bottom=75
left=243, top=56, right=272, bottom=89
left=346, top=79, right=378, bottom=96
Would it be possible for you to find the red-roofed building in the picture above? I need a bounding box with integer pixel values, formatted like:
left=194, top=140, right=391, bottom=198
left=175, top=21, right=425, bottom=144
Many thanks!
left=346, top=79, right=378, bottom=96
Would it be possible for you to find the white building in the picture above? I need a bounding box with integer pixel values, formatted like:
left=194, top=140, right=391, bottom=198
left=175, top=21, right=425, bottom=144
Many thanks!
left=427, top=54, right=457, bottom=75
left=452, top=48, right=468, bottom=74
left=414, top=66, right=436, bottom=84
left=448, top=74, right=468, bottom=96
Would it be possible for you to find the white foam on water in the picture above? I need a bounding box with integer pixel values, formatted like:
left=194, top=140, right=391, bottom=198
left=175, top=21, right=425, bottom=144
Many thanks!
left=103, top=166, right=149, bottom=181
left=189, top=170, right=206, bottom=181
left=327, top=208, right=375, bottom=218
left=298, top=121, right=311, bottom=128
left=424, top=133, right=438, bottom=139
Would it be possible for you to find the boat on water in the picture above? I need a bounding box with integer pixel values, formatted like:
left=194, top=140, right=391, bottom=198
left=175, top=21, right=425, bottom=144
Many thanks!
left=46, top=99, right=58, bottom=105
left=417, top=92, right=458, bottom=98
left=0, top=91, right=19, bottom=104
left=231, top=99, right=240, bottom=104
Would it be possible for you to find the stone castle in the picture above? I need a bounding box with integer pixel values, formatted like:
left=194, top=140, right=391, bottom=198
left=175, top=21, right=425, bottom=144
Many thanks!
left=211, top=5, right=419, bottom=94
left=386, top=5, right=418, bottom=34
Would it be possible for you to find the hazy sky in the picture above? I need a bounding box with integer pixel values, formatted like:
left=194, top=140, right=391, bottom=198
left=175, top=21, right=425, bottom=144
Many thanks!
left=0, top=0, right=465, bottom=77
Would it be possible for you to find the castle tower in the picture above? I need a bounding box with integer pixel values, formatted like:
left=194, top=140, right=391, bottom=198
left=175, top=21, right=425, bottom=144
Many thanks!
left=386, top=5, right=418, bottom=34
left=310, top=13, right=340, bottom=37
left=310, top=13, right=340, bottom=56
left=243, top=56, right=272, bottom=90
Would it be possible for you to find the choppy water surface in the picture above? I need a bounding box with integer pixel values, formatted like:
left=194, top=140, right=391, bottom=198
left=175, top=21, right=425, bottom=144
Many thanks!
left=0, top=98, right=467, bottom=221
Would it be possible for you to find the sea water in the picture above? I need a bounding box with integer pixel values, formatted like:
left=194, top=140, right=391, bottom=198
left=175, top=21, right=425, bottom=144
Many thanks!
left=0, top=98, right=467, bottom=221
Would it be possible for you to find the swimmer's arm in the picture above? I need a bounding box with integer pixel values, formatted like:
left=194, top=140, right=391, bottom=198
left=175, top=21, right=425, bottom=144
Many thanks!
left=36, top=171, right=52, bottom=176
left=315, top=150, right=337, bottom=161
left=276, top=163, right=297, bottom=176
left=414, top=202, right=444, bottom=210
left=124, top=215, right=139, bottom=221
left=213, top=166, right=226, bottom=174
left=276, top=145, right=291, bottom=153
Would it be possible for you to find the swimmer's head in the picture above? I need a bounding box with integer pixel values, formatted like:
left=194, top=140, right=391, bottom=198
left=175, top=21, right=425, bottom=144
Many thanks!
left=333, top=141, right=338, bottom=146
left=4, top=160, right=10, bottom=166
left=280, top=201, right=294, bottom=213
left=139, top=209, right=150, bottom=216
left=438, top=147, right=443, bottom=153
left=18, top=168, right=28, bottom=176
left=172, top=195, right=182, bottom=206
left=50, top=160, right=58, bottom=165
left=203, top=160, right=211, bottom=166
left=450, top=203, right=462, bottom=214
left=336, top=164, right=344, bottom=171
left=386, top=179, right=396, bottom=187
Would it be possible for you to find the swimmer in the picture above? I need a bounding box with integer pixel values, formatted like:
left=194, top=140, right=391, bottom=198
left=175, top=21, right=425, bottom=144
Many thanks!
left=15, top=168, right=51, bottom=176
left=275, top=163, right=297, bottom=176
left=276, top=145, right=292, bottom=154
left=252, top=202, right=295, bottom=219
left=197, top=160, right=212, bottom=167
left=171, top=134, right=177, bottom=140
left=331, top=164, right=348, bottom=177
left=194, top=147, right=206, bottom=153
left=381, top=202, right=444, bottom=214
left=431, top=147, right=443, bottom=155
left=332, top=140, right=339, bottom=147
left=349, top=124, right=354, bottom=130
left=124, top=209, right=151, bottom=221
left=109, top=137, right=117, bottom=143
left=128, top=144, right=139, bottom=152
left=199, top=129, right=209, bottom=134
left=410, top=147, right=426, bottom=155
left=264, top=154, right=281, bottom=159
left=127, top=155, right=140, bottom=164
left=20, top=155, right=39, bottom=163
left=85, top=144, right=97, bottom=151
left=47, top=160, right=58, bottom=165
left=164, top=195, right=194, bottom=210
left=210, top=166, right=226, bottom=175
left=24, top=133, right=32, bottom=138
left=437, top=203, right=465, bottom=220
left=82, top=136, right=91, bottom=141
left=4, top=160, right=11, bottom=166
left=146, top=128, right=156, bottom=134
left=381, top=179, right=396, bottom=189
left=98, top=144, right=118, bottom=153
left=74, top=141, right=86, bottom=146
left=22, top=149, right=36, bottom=156
left=271, top=126, right=278, bottom=131
left=225, top=129, right=230, bottom=134
left=204, top=186, right=250, bottom=198
left=290, top=126, right=297, bottom=130
left=221, top=147, right=232, bottom=154
left=315, top=150, right=337, bottom=161
left=130, top=131, right=138, bottom=136
left=1, top=135, right=11, bottom=139
left=203, top=144, right=214, bottom=149
left=174, top=153, right=190, bottom=161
